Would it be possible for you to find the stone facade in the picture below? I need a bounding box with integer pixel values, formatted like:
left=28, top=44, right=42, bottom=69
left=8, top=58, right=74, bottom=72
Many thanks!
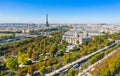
left=62, top=29, right=91, bottom=45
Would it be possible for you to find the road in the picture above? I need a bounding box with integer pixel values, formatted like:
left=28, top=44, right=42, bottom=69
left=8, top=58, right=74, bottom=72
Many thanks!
left=0, top=37, right=26, bottom=45
left=78, top=46, right=120, bottom=76
left=45, top=43, right=116, bottom=76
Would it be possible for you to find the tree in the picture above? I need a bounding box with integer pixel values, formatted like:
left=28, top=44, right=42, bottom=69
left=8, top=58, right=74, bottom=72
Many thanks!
left=76, top=40, right=79, bottom=45
left=81, top=63, right=87, bottom=70
left=83, top=40, right=89, bottom=46
left=5, top=58, right=18, bottom=70
left=31, top=52, right=39, bottom=61
left=18, top=53, right=28, bottom=65
left=89, top=52, right=104, bottom=65
left=39, top=66, right=46, bottom=76
left=115, top=74, right=120, bottom=76
left=49, top=43, right=57, bottom=56
left=90, top=48, right=120, bottom=76
left=27, top=66, right=34, bottom=75
left=65, top=57, right=71, bottom=63
left=67, top=68, right=75, bottom=76
left=58, top=51, right=64, bottom=56
left=100, top=68, right=110, bottom=76
left=16, top=68, right=27, bottom=76
left=39, top=56, right=43, bottom=62
left=27, top=49, right=32, bottom=58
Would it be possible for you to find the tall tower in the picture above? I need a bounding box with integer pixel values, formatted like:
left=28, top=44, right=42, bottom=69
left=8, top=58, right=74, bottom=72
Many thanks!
left=46, top=14, right=49, bottom=27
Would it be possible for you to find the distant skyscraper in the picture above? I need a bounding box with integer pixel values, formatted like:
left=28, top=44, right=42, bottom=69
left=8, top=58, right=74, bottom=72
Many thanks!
left=46, top=14, right=49, bottom=27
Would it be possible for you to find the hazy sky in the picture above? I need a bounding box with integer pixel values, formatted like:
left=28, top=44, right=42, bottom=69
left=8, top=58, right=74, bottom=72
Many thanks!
left=0, top=0, right=120, bottom=24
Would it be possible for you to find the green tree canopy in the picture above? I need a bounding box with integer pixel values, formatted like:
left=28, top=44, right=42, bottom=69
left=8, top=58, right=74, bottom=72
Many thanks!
left=18, top=53, right=28, bottom=65
left=5, top=58, right=18, bottom=70
left=67, top=68, right=75, bottom=76
left=39, top=66, right=46, bottom=76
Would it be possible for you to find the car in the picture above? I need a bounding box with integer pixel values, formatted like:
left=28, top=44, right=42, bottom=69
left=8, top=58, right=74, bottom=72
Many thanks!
left=62, top=69, right=69, bottom=74
left=73, top=64, right=79, bottom=68
left=79, top=66, right=82, bottom=70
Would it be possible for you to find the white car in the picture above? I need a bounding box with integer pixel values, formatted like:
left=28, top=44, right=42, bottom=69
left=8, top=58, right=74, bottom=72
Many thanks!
left=73, top=64, right=79, bottom=68
left=79, top=66, right=82, bottom=70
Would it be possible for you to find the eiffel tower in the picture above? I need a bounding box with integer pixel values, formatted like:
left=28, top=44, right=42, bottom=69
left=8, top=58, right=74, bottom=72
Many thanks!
left=46, top=14, right=49, bottom=27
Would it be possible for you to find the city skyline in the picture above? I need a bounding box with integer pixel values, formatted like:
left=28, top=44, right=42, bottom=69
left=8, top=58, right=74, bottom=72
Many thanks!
left=0, top=0, right=120, bottom=24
